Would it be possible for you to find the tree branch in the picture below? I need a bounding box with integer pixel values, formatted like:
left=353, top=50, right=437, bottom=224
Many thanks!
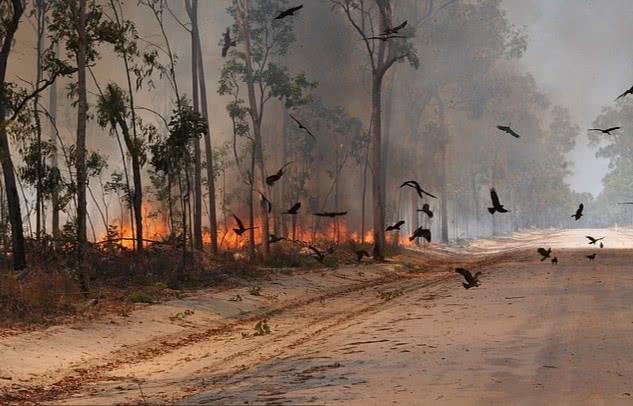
left=5, top=69, right=76, bottom=124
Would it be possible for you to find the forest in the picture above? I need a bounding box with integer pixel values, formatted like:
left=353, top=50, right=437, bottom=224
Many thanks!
left=0, top=0, right=630, bottom=321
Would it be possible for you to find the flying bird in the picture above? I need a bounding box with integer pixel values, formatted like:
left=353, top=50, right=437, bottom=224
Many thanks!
left=496, top=125, right=520, bottom=138
left=367, top=35, right=407, bottom=41
left=269, top=234, right=286, bottom=244
left=588, top=126, right=621, bottom=135
left=488, top=188, right=509, bottom=214
left=409, top=227, right=431, bottom=242
left=616, top=85, right=633, bottom=101
left=586, top=253, right=596, bottom=261
left=258, top=191, right=272, bottom=213
left=386, top=220, right=405, bottom=231
left=537, top=247, right=552, bottom=261
left=586, top=235, right=604, bottom=245
left=307, top=245, right=334, bottom=263
left=455, top=267, right=481, bottom=289
left=266, top=162, right=292, bottom=186
left=400, top=180, right=437, bottom=199
left=221, top=27, right=236, bottom=57
left=288, top=113, right=315, bottom=139
left=417, top=203, right=434, bottom=218
left=382, top=20, right=407, bottom=35
left=355, top=249, right=371, bottom=263
left=283, top=202, right=301, bottom=215
left=232, top=214, right=257, bottom=236
left=551, top=257, right=558, bottom=265
left=572, top=203, right=584, bottom=221
left=313, top=211, right=348, bottom=218
left=274, top=5, right=303, bottom=20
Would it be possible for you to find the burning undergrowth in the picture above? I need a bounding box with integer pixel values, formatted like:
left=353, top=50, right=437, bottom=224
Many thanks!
left=0, top=229, right=390, bottom=330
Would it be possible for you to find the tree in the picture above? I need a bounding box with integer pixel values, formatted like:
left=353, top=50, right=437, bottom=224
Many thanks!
left=95, top=83, right=147, bottom=252
left=0, top=1, right=71, bottom=270
left=190, top=0, right=219, bottom=255
left=331, top=0, right=417, bottom=259
left=222, top=0, right=314, bottom=259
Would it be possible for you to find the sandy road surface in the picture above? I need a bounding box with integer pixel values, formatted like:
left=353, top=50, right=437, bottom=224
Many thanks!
left=2, top=229, right=633, bottom=405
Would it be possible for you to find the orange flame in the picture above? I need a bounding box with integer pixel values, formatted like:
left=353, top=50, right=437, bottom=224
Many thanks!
left=100, top=203, right=425, bottom=250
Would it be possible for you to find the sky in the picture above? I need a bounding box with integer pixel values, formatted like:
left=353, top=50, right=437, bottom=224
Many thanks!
left=502, top=0, right=633, bottom=196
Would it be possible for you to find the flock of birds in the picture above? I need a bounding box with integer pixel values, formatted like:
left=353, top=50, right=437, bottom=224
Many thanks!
left=221, top=4, right=633, bottom=289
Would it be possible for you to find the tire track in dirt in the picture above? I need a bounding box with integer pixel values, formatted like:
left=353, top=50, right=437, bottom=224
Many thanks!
left=1, top=248, right=527, bottom=405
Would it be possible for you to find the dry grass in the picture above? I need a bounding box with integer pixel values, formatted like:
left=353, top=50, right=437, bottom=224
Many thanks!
left=0, top=268, right=79, bottom=327
left=0, top=238, right=376, bottom=330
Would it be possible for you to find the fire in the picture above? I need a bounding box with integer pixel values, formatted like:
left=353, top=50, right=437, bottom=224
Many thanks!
left=99, top=203, right=426, bottom=250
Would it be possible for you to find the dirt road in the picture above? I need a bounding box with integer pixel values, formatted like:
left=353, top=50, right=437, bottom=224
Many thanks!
left=3, top=229, right=633, bottom=405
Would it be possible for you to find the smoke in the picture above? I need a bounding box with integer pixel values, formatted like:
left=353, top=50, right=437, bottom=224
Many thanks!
left=502, top=0, right=633, bottom=195
left=7, top=0, right=628, bottom=243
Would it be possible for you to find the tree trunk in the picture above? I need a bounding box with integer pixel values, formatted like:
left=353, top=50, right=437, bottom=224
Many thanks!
left=111, top=0, right=143, bottom=252
left=34, top=0, right=45, bottom=240
left=50, top=41, right=60, bottom=244
left=371, top=77, right=386, bottom=260
left=76, top=0, right=88, bottom=288
left=239, top=0, right=269, bottom=259
left=436, top=92, right=449, bottom=243
left=360, top=134, right=370, bottom=244
left=0, top=1, right=26, bottom=270
left=193, top=12, right=218, bottom=255
left=189, top=0, right=203, bottom=250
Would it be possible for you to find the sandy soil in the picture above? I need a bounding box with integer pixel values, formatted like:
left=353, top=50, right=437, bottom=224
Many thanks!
left=2, top=228, right=633, bottom=404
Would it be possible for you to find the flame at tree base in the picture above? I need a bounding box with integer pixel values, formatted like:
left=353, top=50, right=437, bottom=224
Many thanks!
left=100, top=206, right=424, bottom=251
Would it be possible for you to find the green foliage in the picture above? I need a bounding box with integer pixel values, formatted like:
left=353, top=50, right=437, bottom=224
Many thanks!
left=168, top=309, right=194, bottom=321
left=48, top=0, right=125, bottom=65
left=149, top=101, right=207, bottom=178
left=128, top=281, right=168, bottom=304
left=253, top=319, right=271, bottom=336
left=378, top=288, right=404, bottom=301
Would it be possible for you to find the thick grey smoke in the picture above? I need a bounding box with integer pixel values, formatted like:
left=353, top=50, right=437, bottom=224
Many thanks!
left=503, top=0, right=633, bottom=196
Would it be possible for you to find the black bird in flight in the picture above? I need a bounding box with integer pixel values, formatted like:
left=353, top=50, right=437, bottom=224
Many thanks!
left=496, top=125, right=520, bottom=138
left=266, top=162, right=292, bottom=186
left=488, top=188, right=509, bottom=214
left=586, top=253, right=596, bottom=261
left=307, top=245, right=334, bottom=263
left=616, top=85, right=633, bottom=101
left=269, top=234, right=286, bottom=244
left=382, top=20, right=407, bottom=36
left=551, top=257, right=558, bottom=265
left=417, top=203, right=434, bottom=218
left=258, top=191, right=272, bottom=213
left=221, top=27, right=236, bottom=58
left=588, top=126, right=620, bottom=135
left=400, top=180, right=437, bottom=199
left=232, top=214, right=257, bottom=236
left=409, top=227, right=431, bottom=242
left=288, top=113, right=315, bottom=139
left=313, top=211, right=348, bottom=218
left=355, top=249, right=371, bottom=263
left=586, top=235, right=604, bottom=245
left=283, top=202, right=301, bottom=215
left=367, top=35, right=407, bottom=41
left=274, top=5, right=303, bottom=20
left=571, top=203, right=584, bottom=221
left=455, top=268, right=481, bottom=289
left=537, top=247, right=552, bottom=261
left=386, top=220, right=405, bottom=231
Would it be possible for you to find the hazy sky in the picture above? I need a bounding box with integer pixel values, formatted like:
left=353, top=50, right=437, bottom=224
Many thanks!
left=502, top=0, right=633, bottom=196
